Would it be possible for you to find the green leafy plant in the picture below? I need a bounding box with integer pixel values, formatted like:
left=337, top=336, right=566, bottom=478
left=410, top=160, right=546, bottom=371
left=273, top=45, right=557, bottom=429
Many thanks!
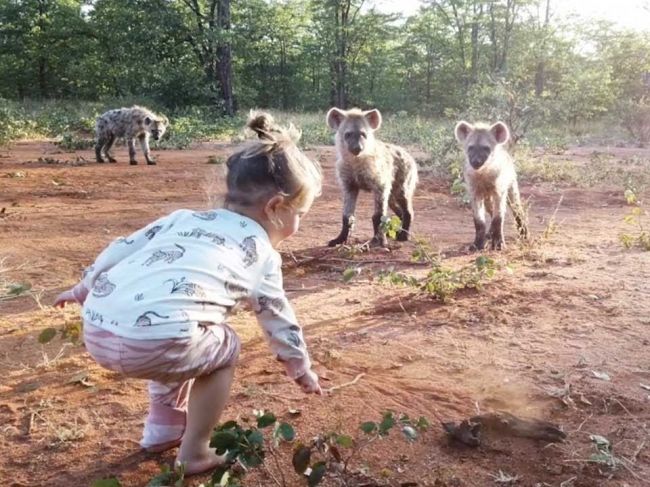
left=206, top=410, right=296, bottom=487
left=341, top=267, right=361, bottom=283
left=449, top=162, right=470, bottom=204
left=121, top=410, right=430, bottom=487
left=291, top=411, right=429, bottom=486
left=620, top=189, right=650, bottom=251
left=379, top=256, right=497, bottom=302
left=0, top=281, right=32, bottom=301
left=38, top=318, right=83, bottom=345
left=410, top=237, right=437, bottom=264
left=147, top=464, right=185, bottom=487
left=91, top=479, right=122, bottom=487
left=379, top=215, right=403, bottom=240
left=587, top=434, right=627, bottom=472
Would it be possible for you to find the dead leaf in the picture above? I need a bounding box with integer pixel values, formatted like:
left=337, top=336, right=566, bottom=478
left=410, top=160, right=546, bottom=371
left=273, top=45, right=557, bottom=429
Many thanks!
left=68, top=371, right=94, bottom=388
left=640, top=384, right=650, bottom=391
left=579, top=394, right=592, bottom=406
left=591, top=370, right=610, bottom=381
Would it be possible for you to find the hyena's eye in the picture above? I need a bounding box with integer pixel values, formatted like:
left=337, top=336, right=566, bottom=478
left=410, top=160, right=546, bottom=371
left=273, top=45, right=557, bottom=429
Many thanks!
left=359, top=131, right=367, bottom=138
left=469, top=145, right=490, bottom=155
left=344, top=132, right=352, bottom=139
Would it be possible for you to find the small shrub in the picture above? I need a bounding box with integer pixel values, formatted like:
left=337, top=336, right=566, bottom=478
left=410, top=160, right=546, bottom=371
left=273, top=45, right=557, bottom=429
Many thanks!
left=38, top=318, right=83, bottom=345
left=57, top=132, right=95, bottom=151
left=620, top=190, right=650, bottom=251
left=379, top=256, right=497, bottom=302
left=113, top=410, right=432, bottom=487
left=207, top=155, right=226, bottom=165
left=619, top=98, right=650, bottom=147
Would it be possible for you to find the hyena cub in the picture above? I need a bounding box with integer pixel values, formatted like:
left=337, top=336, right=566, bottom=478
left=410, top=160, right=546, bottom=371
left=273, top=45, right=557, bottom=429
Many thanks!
left=454, top=120, right=528, bottom=251
left=95, top=106, right=168, bottom=165
left=326, top=108, right=418, bottom=247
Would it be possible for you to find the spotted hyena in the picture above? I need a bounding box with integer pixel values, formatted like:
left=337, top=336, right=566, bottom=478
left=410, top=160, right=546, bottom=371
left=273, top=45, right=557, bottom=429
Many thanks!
left=95, top=106, right=168, bottom=165
left=454, top=120, right=528, bottom=250
left=326, top=107, right=418, bottom=247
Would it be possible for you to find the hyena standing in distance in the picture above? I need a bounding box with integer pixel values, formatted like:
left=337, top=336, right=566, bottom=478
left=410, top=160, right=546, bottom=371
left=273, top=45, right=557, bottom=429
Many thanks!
left=454, top=120, right=528, bottom=251
left=95, top=106, right=168, bottom=165
left=326, top=107, right=418, bottom=247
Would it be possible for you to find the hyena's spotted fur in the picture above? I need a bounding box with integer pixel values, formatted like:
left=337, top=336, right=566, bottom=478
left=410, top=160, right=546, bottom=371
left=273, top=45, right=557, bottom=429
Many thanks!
left=454, top=120, right=528, bottom=251
left=326, top=107, right=418, bottom=247
left=95, top=106, right=168, bottom=165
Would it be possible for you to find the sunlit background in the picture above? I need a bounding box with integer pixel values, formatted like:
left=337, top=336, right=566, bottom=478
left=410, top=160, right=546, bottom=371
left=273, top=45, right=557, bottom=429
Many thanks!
left=374, top=0, right=650, bottom=30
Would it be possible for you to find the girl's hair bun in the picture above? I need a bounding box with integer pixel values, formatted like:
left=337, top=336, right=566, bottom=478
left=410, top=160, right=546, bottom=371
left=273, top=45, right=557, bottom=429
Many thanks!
left=247, top=111, right=278, bottom=140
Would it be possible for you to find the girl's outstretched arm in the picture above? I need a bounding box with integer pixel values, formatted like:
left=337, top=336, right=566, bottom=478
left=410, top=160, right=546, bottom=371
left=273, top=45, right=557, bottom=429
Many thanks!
left=251, top=253, right=321, bottom=394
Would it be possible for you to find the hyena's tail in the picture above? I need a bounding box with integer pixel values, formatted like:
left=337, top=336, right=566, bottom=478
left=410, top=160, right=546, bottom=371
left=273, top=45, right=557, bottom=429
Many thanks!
left=507, top=181, right=529, bottom=240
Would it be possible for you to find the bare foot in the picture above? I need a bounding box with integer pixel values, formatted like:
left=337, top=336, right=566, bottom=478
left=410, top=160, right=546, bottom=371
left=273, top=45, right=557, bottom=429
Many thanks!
left=143, top=438, right=182, bottom=453
left=176, top=448, right=226, bottom=476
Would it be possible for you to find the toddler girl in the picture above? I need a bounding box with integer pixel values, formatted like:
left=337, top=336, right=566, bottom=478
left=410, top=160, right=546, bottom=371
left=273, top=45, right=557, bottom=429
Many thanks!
left=54, top=113, right=322, bottom=475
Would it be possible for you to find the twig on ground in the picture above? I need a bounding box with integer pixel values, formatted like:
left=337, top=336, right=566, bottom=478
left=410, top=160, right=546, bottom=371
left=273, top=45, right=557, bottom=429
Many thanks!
left=613, top=398, right=649, bottom=434
left=573, top=413, right=593, bottom=433
left=285, top=286, right=321, bottom=293
left=326, top=373, right=366, bottom=394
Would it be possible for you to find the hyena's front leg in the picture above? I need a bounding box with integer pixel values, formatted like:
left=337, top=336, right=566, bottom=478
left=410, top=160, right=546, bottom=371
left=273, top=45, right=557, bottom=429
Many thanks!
left=371, top=187, right=390, bottom=247
left=508, top=180, right=528, bottom=240
left=95, top=137, right=106, bottom=163
left=328, top=185, right=359, bottom=247
left=104, top=134, right=117, bottom=163
left=128, top=138, right=138, bottom=165
left=470, top=198, right=488, bottom=251
left=139, top=134, right=156, bottom=165
left=489, top=193, right=508, bottom=250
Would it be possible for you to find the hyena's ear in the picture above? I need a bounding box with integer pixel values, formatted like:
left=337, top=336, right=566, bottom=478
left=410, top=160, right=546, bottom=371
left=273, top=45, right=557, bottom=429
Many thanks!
left=454, top=121, right=473, bottom=143
left=363, top=109, right=382, bottom=131
left=144, top=116, right=152, bottom=126
left=490, top=122, right=510, bottom=145
left=326, top=107, right=346, bottom=130
left=161, top=115, right=170, bottom=126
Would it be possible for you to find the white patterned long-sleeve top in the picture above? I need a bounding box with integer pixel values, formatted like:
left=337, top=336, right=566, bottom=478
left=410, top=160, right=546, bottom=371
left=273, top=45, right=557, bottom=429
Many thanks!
left=79, top=208, right=311, bottom=379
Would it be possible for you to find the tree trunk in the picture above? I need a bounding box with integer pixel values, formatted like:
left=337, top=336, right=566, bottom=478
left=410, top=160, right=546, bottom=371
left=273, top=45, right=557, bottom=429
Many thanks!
left=426, top=51, right=432, bottom=104
left=38, top=58, right=48, bottom=98
left=336, top=1, right=349, bottom=108
left=470, top=4, right=483, bottom=84
left=489, top=3, right=498, bottom=71
left=36, top=0, right=48, bottom=98
left=534, top=0, right=551, bottom=96
left=499, top=0, right=518, bottom=73
left=216, top=0, right=235, bottom=115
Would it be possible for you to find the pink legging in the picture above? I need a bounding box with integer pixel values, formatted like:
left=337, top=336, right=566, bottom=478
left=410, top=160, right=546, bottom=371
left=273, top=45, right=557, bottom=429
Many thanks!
left=83, top=321, right=240, bottom=448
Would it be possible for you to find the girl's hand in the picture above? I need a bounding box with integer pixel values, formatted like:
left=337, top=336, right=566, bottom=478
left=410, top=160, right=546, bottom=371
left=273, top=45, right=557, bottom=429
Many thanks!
left=54, top=290, right=77, bottom=308
left=53, top=283, right=89, bottom=308
left=295, top=369, right=322, bottom=395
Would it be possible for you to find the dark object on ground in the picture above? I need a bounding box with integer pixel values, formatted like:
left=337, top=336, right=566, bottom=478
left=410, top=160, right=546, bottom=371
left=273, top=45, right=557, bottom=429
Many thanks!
left=442, top=411, right=566, bottom=447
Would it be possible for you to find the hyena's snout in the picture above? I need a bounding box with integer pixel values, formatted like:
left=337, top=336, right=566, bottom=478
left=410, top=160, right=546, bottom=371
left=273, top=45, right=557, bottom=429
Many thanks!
left=151, top=130, right=161, bottom=141
left=345, top=134, right=364, bottom=156
left=468, top=146, right=490, bottom=169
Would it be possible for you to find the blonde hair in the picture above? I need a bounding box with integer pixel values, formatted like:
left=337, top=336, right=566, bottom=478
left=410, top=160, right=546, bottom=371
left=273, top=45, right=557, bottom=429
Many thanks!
left=224, top=111, right=322, bottom=213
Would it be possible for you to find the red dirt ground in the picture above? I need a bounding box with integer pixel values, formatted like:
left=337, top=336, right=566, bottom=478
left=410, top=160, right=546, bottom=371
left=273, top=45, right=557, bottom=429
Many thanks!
left=0, top=141, right=649, bottom=487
